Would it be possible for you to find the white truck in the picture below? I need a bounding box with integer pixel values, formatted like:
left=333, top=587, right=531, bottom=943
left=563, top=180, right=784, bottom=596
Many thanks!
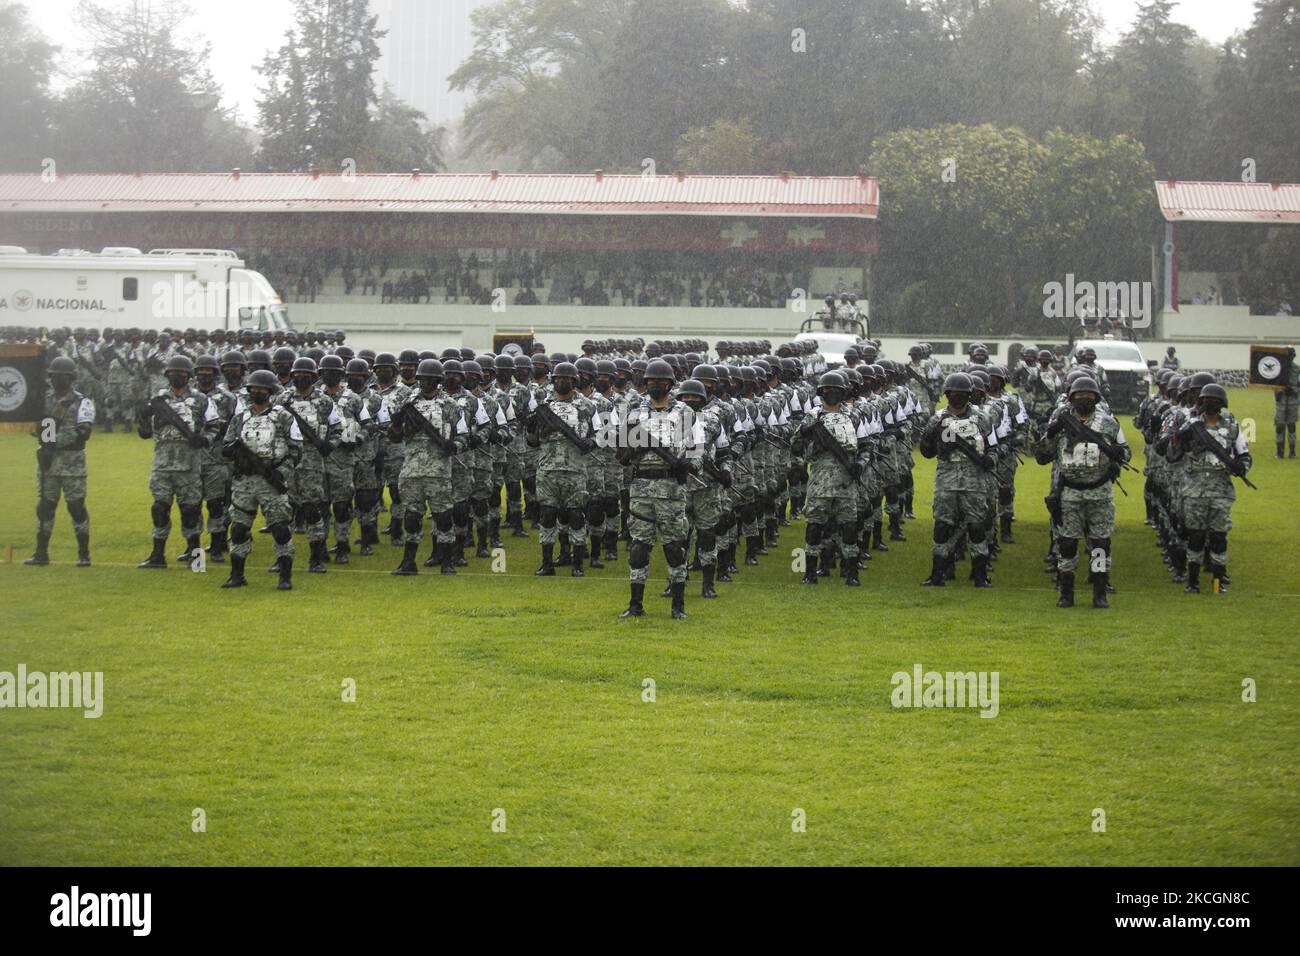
left=0, top=247, right=291, bottom=333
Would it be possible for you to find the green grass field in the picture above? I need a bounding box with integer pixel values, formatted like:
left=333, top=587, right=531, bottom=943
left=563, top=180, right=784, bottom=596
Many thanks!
left=1, top=387, right=1296, bottom=866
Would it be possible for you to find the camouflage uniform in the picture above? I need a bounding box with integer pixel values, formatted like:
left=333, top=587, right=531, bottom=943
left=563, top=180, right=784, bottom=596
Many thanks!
left=142, top=386, right=219, bottom=547
left=684, top=398, right=731, bottom=571
left=1275, top=359, right=1299, bottom=456
left=98, top=337, right=137, bottom=430
left=197, top=382, right=238, bottom=549
left=396, top=391, right=469, bottom=556
left=323, top=385, right=368, bottom=552
left=279, top=386, right=343, bottom=547
left=919, top=406, right=999, bottom=575
left=795, top=407, right=865, bottom=575
left=378, top=380, right=411, bottom=538
left=35, top=388, right=95, bottom=546
left=1170, top=412, right=1249, bottom=584
left=530, top=391, right=596, bottom=553
left=621, top=398, right=699, bottom=586
left=353, top=384, right=387, bottom=544
left=224, top=404, right=300, bottom=566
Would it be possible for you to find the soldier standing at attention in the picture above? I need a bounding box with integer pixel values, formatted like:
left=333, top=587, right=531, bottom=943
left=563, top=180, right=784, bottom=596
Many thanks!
left=220, top=370, right=300, bottom=591
left=918, top=372, right=999, bottom=589
left=1275, top=347, right=1298, bottom=459
left=26, top=357, right=95, bottom=567
left=1170, top=383, right=1251, bottom=593
left=529, top=361, right=596, bottom=577
left=279, top=356, right=343, bottom=574
left=795, top=371, right=866, bottom=586
left=616, top=359, right=701, bottom=619
left=136, top=355, right=219, bottom=569
left=192, top=354, right=238, bottom=563
left=1035, top=376, right=1130, bottom=608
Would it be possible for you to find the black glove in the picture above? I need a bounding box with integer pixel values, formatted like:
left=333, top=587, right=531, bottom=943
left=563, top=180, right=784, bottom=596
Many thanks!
left=1045, top=416, right=1065, bottom=438
left=718, top=469, right=733, bottom=489
left=671, top=457, right=690, bottom=482
left=318, top=441, right=334, bottom=458
left=189, top=433, right=209, bottom=450
left=1230, top=458, right=1247, bottom=477
left=578, top=436, right=597, bottom=454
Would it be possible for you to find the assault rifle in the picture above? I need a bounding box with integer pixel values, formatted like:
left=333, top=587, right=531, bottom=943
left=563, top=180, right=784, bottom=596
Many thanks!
left=397, top=402, right=458, bottom=456
left=534, top=402, right=595, bottom=454
left=807, top=417, right=865, bottom=485
left=223, top=438, right=288, bottom=493
left=1057, top=411, right=1139, bottom=474
left=148, top=395, right=206, bottom=449
left=1183, top=420, right=1257, bottom=490
left=285, top=402, right=332, bottom=457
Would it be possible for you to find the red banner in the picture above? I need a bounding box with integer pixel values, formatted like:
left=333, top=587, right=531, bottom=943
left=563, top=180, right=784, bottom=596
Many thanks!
left=1, top=212, right=875, bottom=254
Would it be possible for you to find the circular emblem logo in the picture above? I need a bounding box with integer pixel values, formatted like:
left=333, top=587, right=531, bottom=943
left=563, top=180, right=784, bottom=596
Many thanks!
left=12, top=290, right=33, bottom=312
left=0, top=365, right=29, bottom=412
left=1258, top=355, right=1282, bottom=381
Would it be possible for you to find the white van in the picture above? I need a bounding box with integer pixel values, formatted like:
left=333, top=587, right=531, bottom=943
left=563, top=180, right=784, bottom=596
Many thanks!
left=0, top=247, right=291, bottom=332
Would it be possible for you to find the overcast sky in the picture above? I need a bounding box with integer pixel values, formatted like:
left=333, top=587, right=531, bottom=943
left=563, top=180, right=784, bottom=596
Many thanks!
left=27, top=0, right=1258, bottom=124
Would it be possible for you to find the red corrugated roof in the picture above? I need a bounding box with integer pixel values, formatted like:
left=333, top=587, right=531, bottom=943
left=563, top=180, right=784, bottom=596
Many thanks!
left=1155, top=180, right=1300, bottom=223
left=0, top=172, right=877, bottom=219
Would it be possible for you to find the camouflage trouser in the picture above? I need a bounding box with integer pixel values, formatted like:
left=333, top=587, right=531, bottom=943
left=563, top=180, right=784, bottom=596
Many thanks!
left=382, top=445, right=405, bottom=519
left=1058, top=489, right=1114, bottom=574
left=37, top=472, right=89, bottom=537
left=325, top=452, right=356, bottom=544
left=995, top=449, right=1018, bottom=518
left=882, top=443, right=905, bottom=517
left=686, top=484, right=723, bottom=566
left=627, top=477, right=688, bottom=584
left=1182, top=493, right=1234, bottom=568
left=931, top=487, right=990, bottom=559
left=1275, top=396, right=1298, bottom=426
left=287, top=463, right=327, bottom=543
left=804, top=490, right=859, bottom=560
left=471, top=461, right=493, bottom=534
left=228, top=475, right=294, bottom=561
left=353, top=454, right=381, bottom=530
left=585, top=461, right=607, bottom=535
left=732, top=453, right=760, bottom=538
left=149, top=466, right=203, bottom=540
left=398, top=473, right=457, bottom=545
left=537, top=469, right=586, bottom=547
left=200, top=461, right=232, bottom=534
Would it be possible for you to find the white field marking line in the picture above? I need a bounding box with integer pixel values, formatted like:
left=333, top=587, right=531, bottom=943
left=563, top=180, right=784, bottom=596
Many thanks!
left=12, top=562, right=1300, bottom=597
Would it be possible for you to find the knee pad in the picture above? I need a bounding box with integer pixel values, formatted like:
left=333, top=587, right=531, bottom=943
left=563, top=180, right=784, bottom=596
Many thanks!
left=1058, top=537, right=1079, bottom=559
left=605, top=497, right=620, bottom=521
left=1208, top=531, right=1228, bottom=553
left=698, top=529, right=716, bottom=552
left=1087, top=536, right=1112, bottom=555
left=452, top=502, right=470, bottom=525
left=739, top=503, right=756, bottom=524
left=404, top=513, right=425, bottom=534
left=230, top=523, right=252, bottom=544
left=539, top=506, right=558, bottom=528
left=932, top=521, right=954, bottom=545
left=355, top=489, right=378, bottom=512
left=567, top=507, right=586, bottom=528
left=628, top=541, right=652, bottom=569
left=151, top=500, right=171, bottom=526
left=586, top=502, right=604, bottom=526
left=805, top=522, right=825, bottom=546
left=66, top=499, right=88, bottom=523
left=269, top=522, right=293, bottom=546
left=663, top=541, right=686, bottom=567
left=207, top=497, right=226, bottom=517
left=37, top=498, right=58, bottom=522
left=435, top=510, right=455, bottom=533
left=885, top=486, right=900, bottom=503
left=1186, top=529, right=1206, bottom=553
left=332, top=500, right=352, bottom=522
left=490, top=486, right=502, bottom=508
left=298, top=503, right=322, bottom=525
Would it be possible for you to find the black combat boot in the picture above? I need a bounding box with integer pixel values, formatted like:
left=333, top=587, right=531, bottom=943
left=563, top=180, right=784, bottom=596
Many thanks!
left=725, top=544, right=738, bottom=572
left=903, top=494, right=916, bottom=519
left=138, top=538, right=168, bottom=569
left=208, top=531, right=227, bottom=563
left=308, top=540, right=327, bottom=573
left=1056, top=571, right=1075, bottom=607
left=392, top=541, right=418, bottom=575
left=475, top=525, right=490, bottom=559
left=744, top=535, right=762, bottom=566
left=1279, top=441, right=1286, bottom=459
left=358, top=525, right=376, bottom=556
left=25, top=533, right=50, bottom=566
left=589, top=535, right=605, bottom=569
left=178, top=534, right=202, bottom=563
left=76, top=532, right=91, bottom=567
left=801, top=553, right=819, bottom=584
left=571, top=544, right=586, bottom=577
left=603, top=531, right=618, bottom=562
left=716, top=549, right=733, bottom=583
left=944, top=556, right=957, bottom=581
left=1171, top=547, right=1187, bottom=583
left=660, top=579, right=673, bottom=598
left=844, top=556, right=860, bottom=587
left=509, top=511, right=528, bottom=538
left=765, top=518, right=779, bottom=548
left=490, top=516, right=502, bottom=549
left=972, top=554, right=992, bottom=588
left=440, top=540, right=458, bottom=575
left=557, top=537, right=571, bottom=567
left=386, top=518, right=402, bottom=544
left=535, top=543, right=556, bottom=576
left=872, top=520, right=889, bottom=551
left=701, top=564, right=717, bottom=598
left=1000, top=515, right=1015, bottom=543
left=424, top=538, right=441, bottom=568
left=1184, top=561, right=1200, bottom=594
left=818, top=549, right=835, bottom=576
left=670, top=581, right=687, bottom=619
left=889, top=513, right=907, bottom=542
left=620, top=582, right=645, bottom=618
left=334, top=539, right=350, bottom=565
left=222, top=554, right=247, bottom=588
left=278, top=555, right=293, bottom=590
left=920, top=553, right=946, bottom=587
left=1092, top=571, right=1109, bottom=608
left=1210, top=563, right=1228, bottom=593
